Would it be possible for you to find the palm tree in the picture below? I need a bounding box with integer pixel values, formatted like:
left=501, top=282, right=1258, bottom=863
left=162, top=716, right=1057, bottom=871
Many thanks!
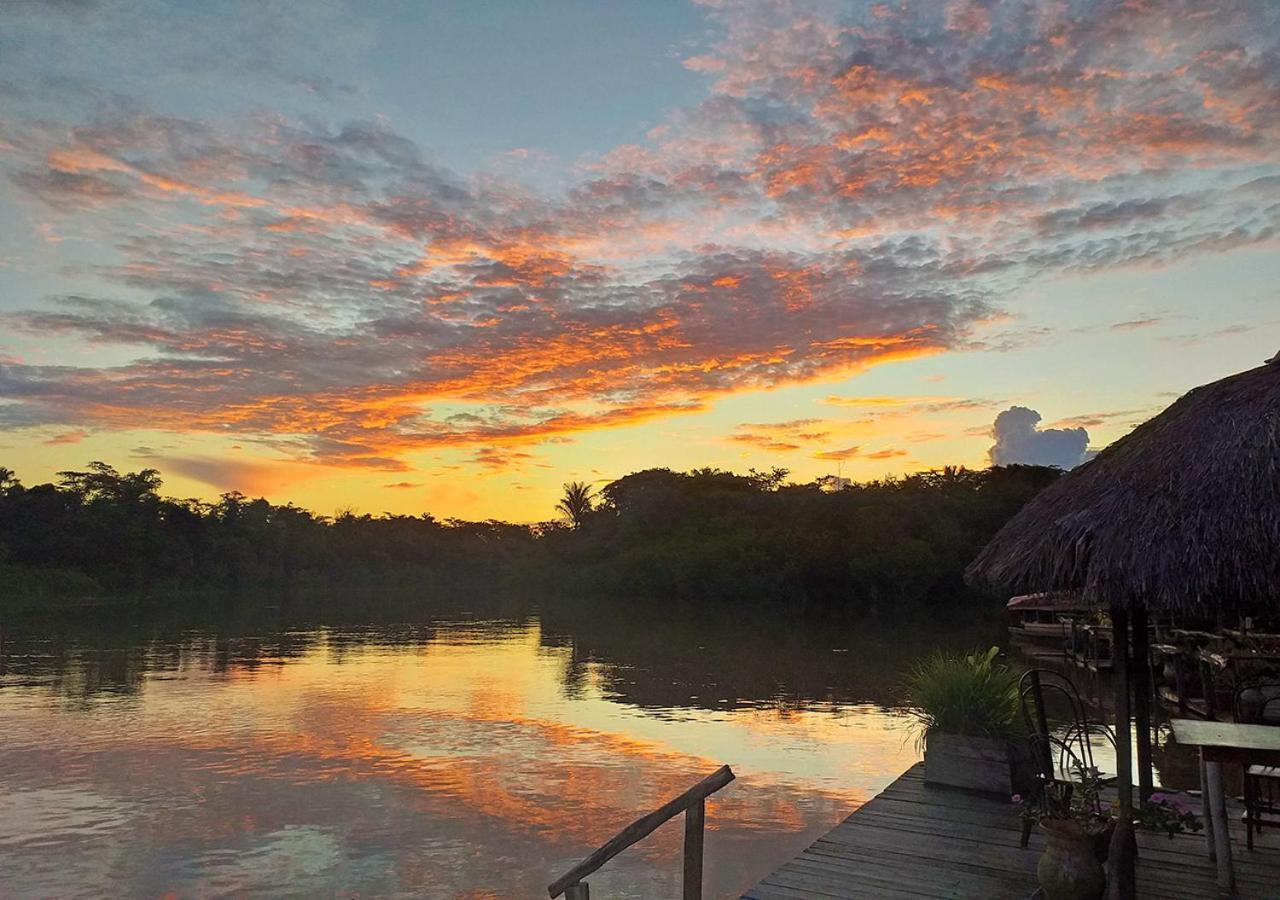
left=556, top=481, right=595, bottom=529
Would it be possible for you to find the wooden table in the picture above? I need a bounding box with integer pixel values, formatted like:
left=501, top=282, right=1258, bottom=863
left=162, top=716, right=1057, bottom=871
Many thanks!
left=1170, top=719, right=1280, bottom=895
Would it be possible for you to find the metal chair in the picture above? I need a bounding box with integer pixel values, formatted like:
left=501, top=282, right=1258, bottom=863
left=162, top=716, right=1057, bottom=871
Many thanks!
left=1017, top=668, right=1116, bottom=847
left=1232, top=679, right=1280, bottom=850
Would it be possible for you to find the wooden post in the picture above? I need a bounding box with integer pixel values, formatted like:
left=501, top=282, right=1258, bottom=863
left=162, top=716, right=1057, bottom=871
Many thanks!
left=1174, top=651, right=1188, bottom=712
left=1112, top=605, right=1133, bottom=818
left=683, top=798, right=705, bottom=900
left=1199, top=657, right=1217, bottom=719
left=1131, top=604, right=1154, bottom=802
left=1107, top=604, right=1136, bottom=899
left=547, top=765, right=734, bottom=899
left=565, top=883, right=589, bottom=900
left=1205, top=757, right=1235, bottom=894
left=1199, top=754, right=1215, bottom=859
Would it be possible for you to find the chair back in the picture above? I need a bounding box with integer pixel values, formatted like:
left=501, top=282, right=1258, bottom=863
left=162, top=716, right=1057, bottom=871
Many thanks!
left=1232, top=678, right=1280, bottom=725
left=1019, top=668, right=1113, bottom=806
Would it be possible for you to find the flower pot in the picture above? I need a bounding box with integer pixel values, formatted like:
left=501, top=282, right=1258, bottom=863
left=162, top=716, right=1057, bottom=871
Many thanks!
left=1037, top=818, right=1106, bottom=900
left=923, top=731, right=1034, bottom=794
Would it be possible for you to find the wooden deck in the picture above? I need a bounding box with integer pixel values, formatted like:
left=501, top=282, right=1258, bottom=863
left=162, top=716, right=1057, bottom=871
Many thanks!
left=744, top=763, right=1280, bottom=899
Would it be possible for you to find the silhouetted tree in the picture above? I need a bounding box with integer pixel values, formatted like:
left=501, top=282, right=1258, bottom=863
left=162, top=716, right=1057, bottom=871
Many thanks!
left=1, top=458, right=1060, bottom=614
left=556, top=481, right=595, bottom=529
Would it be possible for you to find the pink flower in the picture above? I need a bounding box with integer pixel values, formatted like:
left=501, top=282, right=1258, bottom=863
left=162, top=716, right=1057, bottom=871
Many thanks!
left=1011, top=794, right=1022, bottom=804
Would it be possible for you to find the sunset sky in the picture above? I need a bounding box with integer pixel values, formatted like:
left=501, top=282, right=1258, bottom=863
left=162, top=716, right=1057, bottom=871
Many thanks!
left=2, top=0, right=1277, bottom=521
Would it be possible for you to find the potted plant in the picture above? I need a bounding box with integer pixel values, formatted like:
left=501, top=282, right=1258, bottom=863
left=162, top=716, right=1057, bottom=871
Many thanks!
left=1133, top=792, right=1203, bottom=838
left=905, top=647, right=1032, bottom=794
left=1018, top=763, right=1112, bottom=900
left=1018, top=765, right=1203, bottom=900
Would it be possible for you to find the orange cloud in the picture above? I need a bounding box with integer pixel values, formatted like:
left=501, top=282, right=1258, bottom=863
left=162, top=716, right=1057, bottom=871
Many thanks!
left=43, top=429, right=89, bottom=445
left=812, top=445, right=861, bottom=461
left=148, top=454, right=333, bottom=496
left=821, top=395, right=962, bottom=408
left=3, top=0, right=1275, bottom=476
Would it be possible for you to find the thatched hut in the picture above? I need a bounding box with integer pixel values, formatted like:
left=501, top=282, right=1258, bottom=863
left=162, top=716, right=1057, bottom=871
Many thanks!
left=967, top=352, right=1280, bottom=896
left=968, top=353, right=1280, bottom=615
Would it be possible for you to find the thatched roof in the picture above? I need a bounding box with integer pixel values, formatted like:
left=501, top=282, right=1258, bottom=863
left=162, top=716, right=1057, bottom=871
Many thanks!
left=967, top=354, right=1280, bottom=614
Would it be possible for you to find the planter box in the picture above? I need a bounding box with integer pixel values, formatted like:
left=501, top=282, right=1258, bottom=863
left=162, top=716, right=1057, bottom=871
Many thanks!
left=924, top=731, right=1034, bottom=795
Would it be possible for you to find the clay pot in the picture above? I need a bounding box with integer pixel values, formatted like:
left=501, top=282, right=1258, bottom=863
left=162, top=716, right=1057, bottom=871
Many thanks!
left=1037, top=818, right=1106, bottom=900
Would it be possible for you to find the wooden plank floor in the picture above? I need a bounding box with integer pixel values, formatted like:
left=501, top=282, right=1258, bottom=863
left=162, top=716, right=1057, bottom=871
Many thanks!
left=744, top=763, right=1280, bottom=899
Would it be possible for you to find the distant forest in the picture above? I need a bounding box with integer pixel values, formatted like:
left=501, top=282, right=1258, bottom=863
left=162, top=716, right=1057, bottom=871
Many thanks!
left=0, top=462, right=1060, bottom=615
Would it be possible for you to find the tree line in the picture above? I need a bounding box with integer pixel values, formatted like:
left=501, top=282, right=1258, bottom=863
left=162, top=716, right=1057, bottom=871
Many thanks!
left=0, top=461, right=1059, bottom=616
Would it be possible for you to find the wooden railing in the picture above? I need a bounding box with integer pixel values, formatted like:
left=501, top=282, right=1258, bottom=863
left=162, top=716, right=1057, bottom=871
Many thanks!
left=546, top=764, right=735, bottom=900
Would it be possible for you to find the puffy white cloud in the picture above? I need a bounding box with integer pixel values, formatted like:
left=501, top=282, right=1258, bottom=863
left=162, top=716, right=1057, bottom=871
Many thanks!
left=988, top=407, right=1089, bottom=470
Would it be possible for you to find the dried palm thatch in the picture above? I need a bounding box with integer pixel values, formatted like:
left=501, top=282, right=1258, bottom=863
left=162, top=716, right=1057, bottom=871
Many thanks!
left=967, top=354, right=1280, bottom=614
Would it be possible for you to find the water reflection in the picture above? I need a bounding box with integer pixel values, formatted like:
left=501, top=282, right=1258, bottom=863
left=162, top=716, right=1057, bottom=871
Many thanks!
left=1, top=598, right=1003, bottom=898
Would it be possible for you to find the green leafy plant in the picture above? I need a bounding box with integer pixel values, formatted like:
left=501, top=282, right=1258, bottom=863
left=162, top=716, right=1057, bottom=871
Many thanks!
left=904, top=646, right=1020, bottom=746
left=1017, top=761, right=1111, bottom=834
left=1016, top=765, right=1202, bottom=838
left=1131, top=793, right=1203, bottom=838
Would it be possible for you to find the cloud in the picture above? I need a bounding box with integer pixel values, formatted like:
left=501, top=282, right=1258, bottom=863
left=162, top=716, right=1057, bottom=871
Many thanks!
left=1, top=0, right=371, bottom=117
left=811, top=444, right=906, bottom=462
left=821, top=396, right=988, bottom=413
left=1, top=0, right=1278, bottom=466
left=1110, top=317, right=1163, bottom=332
left=43, top=429, right=88, bottom=445
left=821, top=395, right=959, bottom=408
left=470, top=447, right=541, bottom=472
left=145, top=454, right=327, bottom=496
left=988, top=407, right=1089, bottom=469
left=729, top=435, right=800, bottom=452
left=1048, top=408, right=1153, bottom=430
left=383, top=481, right=419, bottom=490
left=865, top=448, right=907, bottom=460
left=1159, top=323, right=1255, bottom=348
left=813, top=445, right=861, bottom=461
left=819, top=395, right=996, bottom=429
left=729, top=418, right=831, bottom=452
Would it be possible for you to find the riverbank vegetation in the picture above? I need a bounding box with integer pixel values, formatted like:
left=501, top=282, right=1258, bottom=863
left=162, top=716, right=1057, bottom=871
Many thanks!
left=0, top=461, right=1059, bottom=616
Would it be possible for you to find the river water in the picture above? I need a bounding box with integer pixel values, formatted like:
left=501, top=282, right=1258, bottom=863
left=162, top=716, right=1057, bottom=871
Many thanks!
left=0, top=597, right=1011, bottom=898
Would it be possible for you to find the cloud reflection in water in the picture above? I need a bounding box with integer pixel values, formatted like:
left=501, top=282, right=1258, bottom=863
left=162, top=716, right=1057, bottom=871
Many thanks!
left=0, top=607, right=989, bottom=897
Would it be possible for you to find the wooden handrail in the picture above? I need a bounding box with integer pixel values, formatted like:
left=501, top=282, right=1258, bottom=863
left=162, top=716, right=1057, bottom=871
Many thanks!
left=547, top=764, right=735, bottom=899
